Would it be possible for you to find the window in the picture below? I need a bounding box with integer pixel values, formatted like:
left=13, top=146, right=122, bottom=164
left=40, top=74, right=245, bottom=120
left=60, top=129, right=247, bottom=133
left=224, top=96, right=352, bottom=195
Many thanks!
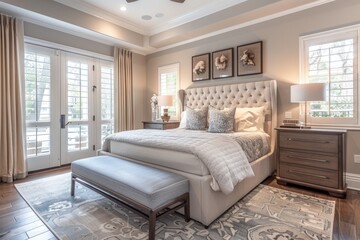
left=158, top=63, right=180, bottom=120
left=300, top=26, right=359, bottom=126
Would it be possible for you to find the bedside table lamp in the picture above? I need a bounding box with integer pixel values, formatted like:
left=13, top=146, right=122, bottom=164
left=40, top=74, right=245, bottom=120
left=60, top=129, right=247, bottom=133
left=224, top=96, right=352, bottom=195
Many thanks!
left=291, top=83, right=327, bottom=128
left=157, top=95, right=173, bottom=122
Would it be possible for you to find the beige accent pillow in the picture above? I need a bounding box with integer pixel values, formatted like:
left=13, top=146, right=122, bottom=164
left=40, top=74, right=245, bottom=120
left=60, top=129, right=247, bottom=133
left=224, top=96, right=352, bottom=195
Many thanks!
left=226, top=107, right=265, bottom=132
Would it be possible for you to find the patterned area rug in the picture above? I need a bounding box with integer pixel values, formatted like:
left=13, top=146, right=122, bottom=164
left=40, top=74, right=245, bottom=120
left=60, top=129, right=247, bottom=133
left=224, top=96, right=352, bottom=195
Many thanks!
left=15, top=173, right=335, bottom=240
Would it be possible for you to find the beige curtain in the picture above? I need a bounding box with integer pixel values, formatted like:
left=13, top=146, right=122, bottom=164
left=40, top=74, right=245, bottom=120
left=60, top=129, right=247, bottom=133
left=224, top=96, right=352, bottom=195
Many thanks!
left=114, top=48, right=134, bottom=132
left=0, top=14, right=27, bottom=183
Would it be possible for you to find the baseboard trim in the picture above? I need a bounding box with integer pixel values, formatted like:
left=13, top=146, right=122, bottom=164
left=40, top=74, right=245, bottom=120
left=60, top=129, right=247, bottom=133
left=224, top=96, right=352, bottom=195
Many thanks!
left=346, top=172, right=360, bottom=191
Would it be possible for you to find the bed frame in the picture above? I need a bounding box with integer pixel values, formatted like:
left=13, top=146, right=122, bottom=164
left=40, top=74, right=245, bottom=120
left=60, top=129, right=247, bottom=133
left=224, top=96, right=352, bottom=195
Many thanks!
left=99, top=79, right=277, bottom=226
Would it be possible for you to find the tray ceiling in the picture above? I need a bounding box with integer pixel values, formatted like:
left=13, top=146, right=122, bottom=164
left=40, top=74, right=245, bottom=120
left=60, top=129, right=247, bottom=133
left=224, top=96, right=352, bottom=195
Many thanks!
left=0, top=0, right=335, bottom=55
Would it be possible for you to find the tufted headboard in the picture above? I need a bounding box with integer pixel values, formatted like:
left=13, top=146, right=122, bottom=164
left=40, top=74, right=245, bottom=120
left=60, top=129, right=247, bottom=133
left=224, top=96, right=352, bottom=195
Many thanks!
left=178, top=80, right=277, bottom=153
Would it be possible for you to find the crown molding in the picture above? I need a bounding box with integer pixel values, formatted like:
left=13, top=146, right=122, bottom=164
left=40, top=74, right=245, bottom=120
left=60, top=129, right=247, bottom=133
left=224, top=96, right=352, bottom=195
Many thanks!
left=53, top=0, right=147, bottom=34
left=152, top=0, right=336, bottom=53
left=54, top=0, right=249, bottom=36
left=0, top=0, right=336, bottom=56
left=148, top=0, right=248, bottom=35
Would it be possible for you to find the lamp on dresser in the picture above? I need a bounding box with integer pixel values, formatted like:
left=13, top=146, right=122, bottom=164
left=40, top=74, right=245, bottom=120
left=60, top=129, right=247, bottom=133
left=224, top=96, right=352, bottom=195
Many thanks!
left=290, top=82, right=327, bottom=128
left=157, top=95, right=173, bottom=122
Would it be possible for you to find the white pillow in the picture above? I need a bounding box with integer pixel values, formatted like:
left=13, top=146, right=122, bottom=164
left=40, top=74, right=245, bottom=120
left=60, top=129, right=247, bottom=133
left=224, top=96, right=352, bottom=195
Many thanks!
left=226, top=107, right=265, bottom=132
left=179, top=111, right=187, bottom=128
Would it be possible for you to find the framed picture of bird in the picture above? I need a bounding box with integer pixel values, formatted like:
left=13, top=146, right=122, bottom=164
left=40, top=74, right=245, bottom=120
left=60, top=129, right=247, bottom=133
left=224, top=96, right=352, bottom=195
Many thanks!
left=192, top=53, right=210, bottom=81
left=237, top=41, right=263, bottom=76
left=212, top=48, right=234, bottom=79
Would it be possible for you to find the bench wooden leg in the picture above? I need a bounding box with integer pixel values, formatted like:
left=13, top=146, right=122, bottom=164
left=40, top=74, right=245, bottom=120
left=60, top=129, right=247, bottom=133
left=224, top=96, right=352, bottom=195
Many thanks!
left=184, top=194, right=190, bottom=222
left=70, top=175, right=75, bottom=197
left=148, top=211, right=156, bottom=240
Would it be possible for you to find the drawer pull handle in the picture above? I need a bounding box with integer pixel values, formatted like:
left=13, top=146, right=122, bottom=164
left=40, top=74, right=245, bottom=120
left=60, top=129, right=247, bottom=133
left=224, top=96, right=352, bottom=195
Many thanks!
left=288, top=170, right=328, bottom=179
left=287, top=138, right=330, bottom=144
left=286, top=155, right=329, bottom=163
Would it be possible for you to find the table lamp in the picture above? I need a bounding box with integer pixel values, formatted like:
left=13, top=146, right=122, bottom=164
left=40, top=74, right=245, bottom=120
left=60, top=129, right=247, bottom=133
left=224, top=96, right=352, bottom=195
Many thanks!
left=157, top=95, right=173, bottom=122
left=291, top=83, right=327, bottom=128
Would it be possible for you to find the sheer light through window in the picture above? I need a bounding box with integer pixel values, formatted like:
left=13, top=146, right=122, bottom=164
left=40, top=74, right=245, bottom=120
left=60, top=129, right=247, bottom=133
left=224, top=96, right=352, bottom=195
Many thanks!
left=301, top=27, right=358, bottom=125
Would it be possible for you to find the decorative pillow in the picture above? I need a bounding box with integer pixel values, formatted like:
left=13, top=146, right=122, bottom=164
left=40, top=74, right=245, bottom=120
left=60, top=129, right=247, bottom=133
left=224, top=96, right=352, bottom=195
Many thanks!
left=179, top=111, right=187, bottom=129
left=186, top=107, right=208, bottom=130
left=233, top=107, right=265, bottom=132
left=208, top=107, right=236, bottom=133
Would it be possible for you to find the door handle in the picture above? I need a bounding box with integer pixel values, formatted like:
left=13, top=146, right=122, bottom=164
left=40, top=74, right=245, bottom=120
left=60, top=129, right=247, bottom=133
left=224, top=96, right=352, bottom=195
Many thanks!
left=61, top=114, right=66, bottom=128
left=60, top=115, right=71, bottom=128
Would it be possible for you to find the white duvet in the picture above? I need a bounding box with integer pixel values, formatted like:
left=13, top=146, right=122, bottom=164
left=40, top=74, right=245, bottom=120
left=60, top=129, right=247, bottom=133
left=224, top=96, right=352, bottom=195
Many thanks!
left=102, top=129, right=255, bottom=194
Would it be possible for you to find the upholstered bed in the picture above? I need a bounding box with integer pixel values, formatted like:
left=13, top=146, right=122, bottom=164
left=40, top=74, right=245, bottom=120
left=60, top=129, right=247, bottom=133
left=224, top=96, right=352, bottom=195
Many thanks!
left=98, top=79, right=277, bottom=226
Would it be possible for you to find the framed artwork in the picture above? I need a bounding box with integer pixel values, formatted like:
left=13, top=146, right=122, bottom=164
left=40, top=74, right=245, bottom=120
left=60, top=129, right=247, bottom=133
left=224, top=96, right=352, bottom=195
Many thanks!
left=212, top=48, right=234, bottom=79
left=237, top=41, right=263, bottom=76
left=192, top=53, right=210, bottom=81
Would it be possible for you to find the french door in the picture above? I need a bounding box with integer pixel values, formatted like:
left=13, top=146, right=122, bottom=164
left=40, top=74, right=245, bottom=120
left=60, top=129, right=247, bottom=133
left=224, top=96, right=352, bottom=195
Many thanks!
left=25, top=44, right=114, bottom=171
left=60, top=52, right=95, bottom=164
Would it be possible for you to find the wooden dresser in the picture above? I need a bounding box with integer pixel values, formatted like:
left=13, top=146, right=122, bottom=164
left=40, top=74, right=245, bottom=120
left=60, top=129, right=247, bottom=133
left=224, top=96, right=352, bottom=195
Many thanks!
left=276, top=128, right=347, bottom=198
left=142, top=121, right=180, bottom=130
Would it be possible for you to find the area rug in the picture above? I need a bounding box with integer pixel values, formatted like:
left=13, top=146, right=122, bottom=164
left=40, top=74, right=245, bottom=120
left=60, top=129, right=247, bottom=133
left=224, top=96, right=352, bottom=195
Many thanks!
left=15, top=173, right=335, bottom=240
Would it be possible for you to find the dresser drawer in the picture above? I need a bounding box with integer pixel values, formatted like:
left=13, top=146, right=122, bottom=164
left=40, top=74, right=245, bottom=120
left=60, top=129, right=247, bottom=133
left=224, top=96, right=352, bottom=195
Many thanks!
left=280, top=150, right=338, bottom=170
left=279, top=132, right=338, bottom=153
left=143, top=123, right=163, bottom=129
left=279, top=165, right=338, bottom=189
left=163, top=122, right=180, bottom=129
left=143, top=121, right=180, bottom=130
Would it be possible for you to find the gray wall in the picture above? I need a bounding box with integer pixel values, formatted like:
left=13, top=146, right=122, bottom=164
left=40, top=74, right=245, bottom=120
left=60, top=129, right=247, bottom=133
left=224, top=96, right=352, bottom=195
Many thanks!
left=145, top=0, right=360, bottom=175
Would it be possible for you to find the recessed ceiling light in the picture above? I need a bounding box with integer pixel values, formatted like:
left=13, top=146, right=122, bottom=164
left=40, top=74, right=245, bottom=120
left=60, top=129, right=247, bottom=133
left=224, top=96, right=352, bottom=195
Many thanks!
left=120, top=6, right=127, bottom=11
left=141, top=15, right=152, bottom=20
left=155, top=13, right=164, bottom=18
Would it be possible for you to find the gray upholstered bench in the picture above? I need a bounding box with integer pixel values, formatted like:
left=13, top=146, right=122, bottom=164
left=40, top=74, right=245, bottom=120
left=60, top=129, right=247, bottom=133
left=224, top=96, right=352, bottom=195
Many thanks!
left=71, top=156, right=190, bottom=240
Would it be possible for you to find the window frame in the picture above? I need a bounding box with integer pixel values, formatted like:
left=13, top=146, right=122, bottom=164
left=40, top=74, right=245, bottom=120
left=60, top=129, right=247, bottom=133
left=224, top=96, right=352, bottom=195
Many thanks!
left=299, top=25, right=360, bottom=126
left=158, top=63, right=180, bottom=120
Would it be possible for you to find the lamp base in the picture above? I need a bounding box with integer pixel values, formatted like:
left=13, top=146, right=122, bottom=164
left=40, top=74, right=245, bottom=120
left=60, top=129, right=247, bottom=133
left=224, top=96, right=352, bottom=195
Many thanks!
left=161, top=114, right=170, bottom=122
left=161, top=108, right=170, bottom=122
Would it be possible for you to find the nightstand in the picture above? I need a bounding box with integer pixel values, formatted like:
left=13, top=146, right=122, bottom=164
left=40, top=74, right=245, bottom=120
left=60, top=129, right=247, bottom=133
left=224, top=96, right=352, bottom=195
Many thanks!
left=142, top=121, right=180, bottom=130
left=276, top=128, right=347, bottom=198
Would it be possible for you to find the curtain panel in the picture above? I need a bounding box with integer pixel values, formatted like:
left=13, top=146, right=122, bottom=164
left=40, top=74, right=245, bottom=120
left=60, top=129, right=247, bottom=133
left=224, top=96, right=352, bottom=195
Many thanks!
left=0, top=14, right=27, bottom=182
left=114, top=48, right=134, bottom=132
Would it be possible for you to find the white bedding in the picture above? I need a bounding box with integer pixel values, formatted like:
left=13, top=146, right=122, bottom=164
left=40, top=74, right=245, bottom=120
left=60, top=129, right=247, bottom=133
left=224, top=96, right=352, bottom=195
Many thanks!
left=102, top=129, right=269, bottom=194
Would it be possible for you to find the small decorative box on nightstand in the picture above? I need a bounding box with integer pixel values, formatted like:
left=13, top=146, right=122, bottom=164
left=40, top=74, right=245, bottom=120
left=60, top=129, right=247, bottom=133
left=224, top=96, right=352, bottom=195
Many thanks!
left=275, top=127, right=347, bottom=198
left=142, top=121, right=180, bottom=130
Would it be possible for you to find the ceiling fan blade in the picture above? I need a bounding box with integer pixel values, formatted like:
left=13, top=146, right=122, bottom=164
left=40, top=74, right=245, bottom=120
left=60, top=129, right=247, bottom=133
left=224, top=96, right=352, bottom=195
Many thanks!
left=126, top=0, right=138, bottom=2
left=170, top=0, right=185, bottom=3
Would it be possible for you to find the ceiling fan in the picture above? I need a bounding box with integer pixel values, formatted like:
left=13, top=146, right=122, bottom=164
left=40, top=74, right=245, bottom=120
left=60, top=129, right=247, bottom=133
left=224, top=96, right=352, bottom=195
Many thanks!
left=126, top=0, right=185, bottom=3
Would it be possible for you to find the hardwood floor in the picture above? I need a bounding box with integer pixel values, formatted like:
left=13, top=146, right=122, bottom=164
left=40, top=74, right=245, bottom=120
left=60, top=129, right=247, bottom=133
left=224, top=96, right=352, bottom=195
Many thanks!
left=0, top=167, right=69, bottom=240
left=0, top=167, right=359, bottom=240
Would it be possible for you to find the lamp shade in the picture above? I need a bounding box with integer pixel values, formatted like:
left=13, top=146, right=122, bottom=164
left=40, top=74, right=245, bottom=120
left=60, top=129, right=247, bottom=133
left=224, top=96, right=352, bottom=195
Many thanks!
left=157, top=95, right=173, bottom=106
left=291, top=83, right=327, bottom=102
